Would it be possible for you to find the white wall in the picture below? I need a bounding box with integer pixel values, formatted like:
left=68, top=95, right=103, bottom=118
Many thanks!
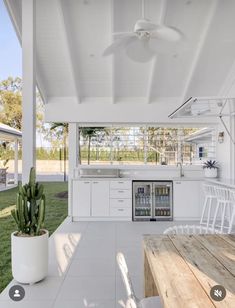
left=216, top=77, right=235, bottom=179
left=45, top=97, right=235, bottom=179
left=45, top=98, right=217, bottom=125
left=216, top=118, right=232, bottom=178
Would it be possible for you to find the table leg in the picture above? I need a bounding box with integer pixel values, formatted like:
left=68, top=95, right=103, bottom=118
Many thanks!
left=144, top=251, right=159, bottom=297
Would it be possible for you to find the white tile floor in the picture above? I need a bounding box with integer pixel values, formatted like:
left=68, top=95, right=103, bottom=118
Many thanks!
left=0, top=218, right=198, bottom=308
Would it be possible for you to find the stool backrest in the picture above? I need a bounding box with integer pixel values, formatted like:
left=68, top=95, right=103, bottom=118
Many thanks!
left=203, top=184, right=216, bottom=196
left=125, top=298, right=137, bottom=308
left=214, top=186, right=230, bottom=201
left=116, top=253, right=138, bottom=303
left=164, top=225, right=217, bottom=235
left=228, top=189, right=235, bottom=233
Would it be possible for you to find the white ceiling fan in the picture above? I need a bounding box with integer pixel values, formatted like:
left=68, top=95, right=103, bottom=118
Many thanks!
left=103, top=0, right=185, bottom=62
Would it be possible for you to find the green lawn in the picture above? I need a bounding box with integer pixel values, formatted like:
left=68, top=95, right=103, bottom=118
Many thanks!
left=0, top=182, right=68, bottom=293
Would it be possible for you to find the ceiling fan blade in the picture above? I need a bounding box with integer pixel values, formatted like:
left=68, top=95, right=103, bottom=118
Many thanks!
left=103, top=36, right=136, bottom=56
left=152, top=25, right=183, bottom=42
left=125, top=39, right=154, bottom=63
left=113, top=32, right=134, bottom=37
left=135, top=19, right=158, bottom=31
left=148, top=37, right=188, bottom=55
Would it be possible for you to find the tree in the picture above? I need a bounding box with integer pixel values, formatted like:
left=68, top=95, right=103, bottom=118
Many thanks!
left=0, top=77, right=44, bottom=131
left=80, top=127, right=105, bottom=165
left=0, top=77, right=22, bottom=130
left=50, top=123, right=68, bottom=181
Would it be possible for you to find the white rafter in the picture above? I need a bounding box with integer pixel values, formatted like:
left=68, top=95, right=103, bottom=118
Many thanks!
left=180, top=0, right=218, bottom=103
left=110, top=0, right=115, bottom=104
left=57, top=0, right=81, bottom=104
left=146, top=0, right=167, bottom=104
left=4, top=0, right=48, bottom=103
left=219, top=59, right=235, bottom=97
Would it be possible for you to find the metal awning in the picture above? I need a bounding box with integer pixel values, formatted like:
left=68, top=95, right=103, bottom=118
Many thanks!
left=0, top=123, right=22, bottom=141
left=168, top=97, right=235, bottom=119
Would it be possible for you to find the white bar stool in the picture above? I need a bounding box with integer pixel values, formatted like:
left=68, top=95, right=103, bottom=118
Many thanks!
left=228, top=189, right=235, bottom=233
left=200, top=184, right=217, bottom=229
left=212, top=186, right=231, bottom=233
left=164, top=225, right=218, bottom=235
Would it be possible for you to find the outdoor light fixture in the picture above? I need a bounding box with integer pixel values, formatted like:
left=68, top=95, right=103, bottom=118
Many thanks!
left=218, top=131, right=224, bottom=143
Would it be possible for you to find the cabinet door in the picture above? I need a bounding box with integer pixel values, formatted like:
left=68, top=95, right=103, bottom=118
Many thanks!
left=174, top=181, right=201, bottom=219
left=73, top=180, right=91, bottom=217
left=91, top=181, right=110, bottom=217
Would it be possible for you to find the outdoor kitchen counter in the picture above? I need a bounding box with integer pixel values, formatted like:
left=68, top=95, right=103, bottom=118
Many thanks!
left=72, top=177, right=203, bottom=181
left=205, top=178, right=235, bottom=189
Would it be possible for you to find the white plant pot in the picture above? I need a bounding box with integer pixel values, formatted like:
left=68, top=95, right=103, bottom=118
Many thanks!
left=204, top=168, right=218, bottom=178
left=11, top=229, right=48, bottom=284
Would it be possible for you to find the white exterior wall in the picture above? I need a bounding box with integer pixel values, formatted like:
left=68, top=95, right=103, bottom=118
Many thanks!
left=216, top=117, right=232, bottom=179
left=22, top=0, right=36, bottom=183
left=45, top=99, right=218, bottom=125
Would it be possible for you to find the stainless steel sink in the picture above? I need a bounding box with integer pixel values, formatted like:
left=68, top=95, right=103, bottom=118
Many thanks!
left=79, top=168, right=120, bottom=178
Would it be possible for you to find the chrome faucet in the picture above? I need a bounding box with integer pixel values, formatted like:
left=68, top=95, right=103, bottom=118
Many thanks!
left=177, top=162, right=184, bottom=177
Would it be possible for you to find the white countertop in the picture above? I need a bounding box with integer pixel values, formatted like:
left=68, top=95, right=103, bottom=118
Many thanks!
left=76, top=164, right=202, bottom=171
left=72, top=176, right=203, bottom=181
left=205, top=178, right=235, bottom=189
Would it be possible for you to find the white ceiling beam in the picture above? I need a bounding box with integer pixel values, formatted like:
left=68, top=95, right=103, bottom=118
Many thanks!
left=146, top=56, right=157, bottom=104
left=180, top=0, right=218, bottom=103
left=146, top=0, right=167, bottom=104
left=110, top=0, right=115, bottom=104
left=219, top=60, right=235, bottom=97
left=57, top=0, right=81, bottom=104
left=4, top=0, right=48, bottom=103
left=35, top=58, right=48, bottom=103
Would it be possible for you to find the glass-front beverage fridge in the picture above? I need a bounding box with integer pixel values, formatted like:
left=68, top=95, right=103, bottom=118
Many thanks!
left=133, top=181, right=173, bottom=221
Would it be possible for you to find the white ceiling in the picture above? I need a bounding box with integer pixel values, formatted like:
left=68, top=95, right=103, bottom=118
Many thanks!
left=4, top=0, right=235, bottom=122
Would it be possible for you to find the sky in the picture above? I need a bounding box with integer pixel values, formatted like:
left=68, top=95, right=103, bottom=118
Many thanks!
left=0, top=0, right=22, bottom=80
left=0, top=1, right=51, bottom=147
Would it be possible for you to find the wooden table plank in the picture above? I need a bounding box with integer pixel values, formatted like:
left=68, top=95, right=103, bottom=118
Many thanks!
left=144, top=250, right=159, bottom=297
left=218, top=234, right=235, bottom=249
left=169, top=235, right=235, bottom=308
left=195, top=234, right=235, bottom=277
left=143, top=235, right=214, bottom=308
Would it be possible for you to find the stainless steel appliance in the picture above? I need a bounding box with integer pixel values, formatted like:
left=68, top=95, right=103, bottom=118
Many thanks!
left=79, top=168, right=120, bottom=178
left=133, top=181, right=173, bottom=221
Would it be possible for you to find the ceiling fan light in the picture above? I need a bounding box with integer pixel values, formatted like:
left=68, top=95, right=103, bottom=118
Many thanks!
left=125, top=39, right=154, bottom=62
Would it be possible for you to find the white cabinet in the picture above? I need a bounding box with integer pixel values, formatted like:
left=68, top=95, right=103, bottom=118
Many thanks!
left=110, top=207, right=132, bottom=217
left=72, top=178, right=132, bottom=220
left=110, top=181, right=132, bottom=218
left=91, top=181, right=109, bottom=217
left=110, top=180, right=132, bottom=190
left=173, top=180, right=202, bottom=220
left=110, top=189, right=131, bottom=199
left=72, top=180, right=91, bottom=217
left=110, top=198, right=132, bottom=208
left=73, top=180, right=109, bottom=218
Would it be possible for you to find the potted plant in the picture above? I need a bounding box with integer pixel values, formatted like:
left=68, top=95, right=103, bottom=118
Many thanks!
left=203, top=160, right=219, bottom=178
left=11, top=167, right=48, bottom=284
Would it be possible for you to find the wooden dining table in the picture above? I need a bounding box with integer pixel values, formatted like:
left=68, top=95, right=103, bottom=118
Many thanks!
left=143, top=234, right=235, bottom=307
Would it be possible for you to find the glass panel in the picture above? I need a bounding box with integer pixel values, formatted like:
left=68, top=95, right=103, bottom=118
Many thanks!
left=154, top=184, right=171, bottom=217
left=133, top=183, right=152, bottom=217
left=79, top=126, right=216, bottom=166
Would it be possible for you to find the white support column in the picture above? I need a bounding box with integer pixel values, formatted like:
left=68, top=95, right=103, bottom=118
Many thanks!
left=229, top=100, right=235, bottom=180
left=144, top=126, right=148, bottom=164
left=68, top=123, right=78, bottom=218
left=22, top=0, right=36, bottom=183
left=14, top=139, right=19, bottom=184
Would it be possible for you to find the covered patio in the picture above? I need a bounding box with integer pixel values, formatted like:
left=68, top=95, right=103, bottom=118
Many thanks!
left=0, top=123, right=21, bottom=191
left=1, top=0, right=235, bottom=307
left=0, top=218, right=195, bottom=307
